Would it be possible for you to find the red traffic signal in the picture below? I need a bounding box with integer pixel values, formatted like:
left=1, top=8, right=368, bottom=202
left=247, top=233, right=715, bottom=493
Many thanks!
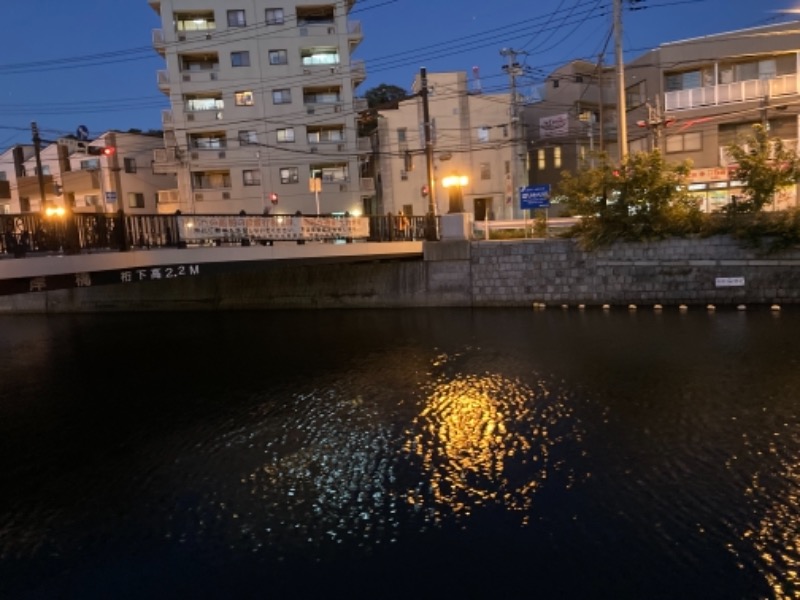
left=87, top=145, right=115, bottom=156
left=269, top=192, right=279, bottom=204
left=421, top=184, right=429, bottom=198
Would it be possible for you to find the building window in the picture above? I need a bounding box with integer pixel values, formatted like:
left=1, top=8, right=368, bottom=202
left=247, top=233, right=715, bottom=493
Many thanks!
left=397, top=128, right=407, bottom=143
left=311, top=164, right=348, bottom=182
left=235, top=91, right=254, bottom=106
left=280, top=167, right=299, bottom=184
left=84, top=195, right=100, bottom=207
left=625, top=81, right=646, bottom=109
left=243, top=170, right=261, bottom=186
left=480, top=162, right=491, bottom=180
left=227, top=10, right=246, bottom=27
left=239, top=130, right=258, bottom=145
left=80, top=159, right=100, bottom=170
left=268, top=50, right=288, bottom=65
left=124, top=158, right=137, bottom=173
left=554, top=146, right=562, bottom=169
left=231, top=51, right=250, bottom=67
left=127, top=192, right=145, bottom=209
left=666, top=131, right=702, bottom=153
left=301, top=48, right=339, bottom=66
left=504, top=160, right=510, bottom=175
left=477, top=127, right=490, bottom=142
left=265, top=8, right=284, bottom=25
left=272, top=89, right=292, bottom=104
left=276, top=127, right=295, bottom=142
left=537, top=149, right=546, bottom=170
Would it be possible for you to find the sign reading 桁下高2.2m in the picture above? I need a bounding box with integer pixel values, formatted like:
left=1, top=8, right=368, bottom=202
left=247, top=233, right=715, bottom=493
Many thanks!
left=520, top=185, right=551, bottom=210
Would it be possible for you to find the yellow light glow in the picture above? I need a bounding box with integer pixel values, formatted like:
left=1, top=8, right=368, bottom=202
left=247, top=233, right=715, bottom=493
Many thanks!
left=44, top=206, right=65, bottom=218
left=442, top=175, right=469, bottom=188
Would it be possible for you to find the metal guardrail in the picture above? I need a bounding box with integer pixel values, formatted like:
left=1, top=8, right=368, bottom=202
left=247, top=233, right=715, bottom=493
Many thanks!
left=1, top=213, right=439, bottom=258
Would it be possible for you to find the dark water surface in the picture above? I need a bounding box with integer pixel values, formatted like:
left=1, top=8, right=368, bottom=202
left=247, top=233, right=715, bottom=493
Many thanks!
left=0, top=308, right=798, bottom=599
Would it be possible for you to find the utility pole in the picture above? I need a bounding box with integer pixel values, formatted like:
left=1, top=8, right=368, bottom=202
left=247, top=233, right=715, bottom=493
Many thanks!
left=420, top=67, right=438, bottom=240
left=598, top=53, right=605, bottom=151
left=31, top=122, right=48, bottom=210
left=636, top=98, right=674, bottom=153
left=501, top=47, right=527, bottom=220
left=613, top=0, right=628, bottom=161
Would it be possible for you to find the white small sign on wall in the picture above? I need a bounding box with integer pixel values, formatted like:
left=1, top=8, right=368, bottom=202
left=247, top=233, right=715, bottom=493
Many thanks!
left=715, top=277, right=745, bottom=287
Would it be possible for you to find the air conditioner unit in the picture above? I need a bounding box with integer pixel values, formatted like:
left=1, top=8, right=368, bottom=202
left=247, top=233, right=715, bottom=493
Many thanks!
left=187, top=114, right=195, bottom=121
left=191, top=152, right=199, bottom=159
left=327, top=27, right=335, bottom=34
left=210, top=72, right=217, bottom=80
left=339, top=183, right=348, bottom=192
left=303, top=69, right=311, bottom=75
left=205, top=33, right=212, bottom=40
left=309, top=147, right=318, bottom=153
left=218, top=151, right=226, bottom=159
left=182, top=74, right=191, bottom=82
left=337, top=144, right=345, bottom=151
left=178, top=34, right=186, bottom=42
left=334, top=104, right=342, bottom=112
left=222, top=192, right=230, bottom=200
left=307, top=107, right=315, bottom=115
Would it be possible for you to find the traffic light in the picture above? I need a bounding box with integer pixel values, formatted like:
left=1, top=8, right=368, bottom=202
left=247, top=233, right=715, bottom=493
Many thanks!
left=421, top=184, right=429, bottom=198
left=87, top=145, right=115, bottom=156
left=269, top=192, right=279, bottom=204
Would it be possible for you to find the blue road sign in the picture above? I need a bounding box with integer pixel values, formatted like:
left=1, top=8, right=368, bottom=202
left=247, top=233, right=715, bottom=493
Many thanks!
left=76, top=125, right=89, bottom=141
left=520, top=184, right=551, bottom=209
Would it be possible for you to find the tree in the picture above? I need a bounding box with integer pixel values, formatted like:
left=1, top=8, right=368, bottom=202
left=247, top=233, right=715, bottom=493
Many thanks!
left=558, top=150, right=701, bottom=247
left=725, top=123, right=800, bottom=212
left=364, top=84, right=409, bottom=109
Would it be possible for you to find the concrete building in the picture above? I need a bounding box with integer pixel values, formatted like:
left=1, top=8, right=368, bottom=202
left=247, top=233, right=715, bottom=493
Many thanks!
left=526, top=20, right=800, bottom=211
left=626, top=20, right=800, bottom=211
left=376, top=71, right=522, bottom=221
left=0, top=132, right=173, bottom=214
left=147, top=0, right=370, bottom=216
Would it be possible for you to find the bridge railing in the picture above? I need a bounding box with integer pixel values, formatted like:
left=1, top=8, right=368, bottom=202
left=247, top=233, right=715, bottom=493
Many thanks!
left=1, top=212, right=437, bottom=257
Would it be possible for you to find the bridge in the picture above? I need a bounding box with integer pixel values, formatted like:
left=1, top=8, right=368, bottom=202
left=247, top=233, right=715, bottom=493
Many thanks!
left=0, top=212, right=428, bottom=297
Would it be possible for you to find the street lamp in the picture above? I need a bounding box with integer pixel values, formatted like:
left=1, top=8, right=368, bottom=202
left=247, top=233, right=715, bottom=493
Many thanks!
left=442, top=175, right=468, bottom=213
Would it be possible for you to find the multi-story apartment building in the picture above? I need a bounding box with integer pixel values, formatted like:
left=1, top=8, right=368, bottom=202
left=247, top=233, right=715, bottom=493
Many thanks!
left=523, top=60, right=619, bottom=199
left=626, top=20, right=800, bottom=211
left=377, top=71, right=521, bottom=221
left=0, top=132, right=173, bottom=214
left=526, top=21, right=800, bottom=212
left=148, top=0, right=370, bottom=216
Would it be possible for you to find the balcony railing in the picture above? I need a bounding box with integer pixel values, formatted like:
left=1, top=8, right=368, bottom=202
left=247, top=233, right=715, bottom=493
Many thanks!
left=665, top=73, right=800, bottom=111
left=152, top=29, right=165, bottom=54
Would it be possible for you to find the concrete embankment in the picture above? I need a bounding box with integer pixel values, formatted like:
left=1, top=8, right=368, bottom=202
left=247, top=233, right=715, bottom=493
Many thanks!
left=1, top=236, right=799, bottom=312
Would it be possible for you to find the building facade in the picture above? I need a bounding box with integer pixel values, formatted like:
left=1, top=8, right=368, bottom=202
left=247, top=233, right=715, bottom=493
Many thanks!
left=148, top=0, right=370, bottom=216
left=377, top=71, right=522, bottom=221
left=0, top=132, right=173, bottom=215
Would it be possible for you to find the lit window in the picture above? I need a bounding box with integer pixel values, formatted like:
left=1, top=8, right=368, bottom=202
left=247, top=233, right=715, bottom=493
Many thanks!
left=243, top=170, right=261, bottom=186
left=480, top=162, right=491, bottom=180
left=554, top=146, right=562, bottom=169
left=235, top=91, right=254, bottom=106
left=537, top=149, right=546, bottom=170
left=265, top=8, right=284, bottom=25
left=280, top=167, right=299, bottom=184
left=276, top=128, right=295, bottom=143
left=227, top=10, right=246, bottom=27
left=231, top=51, right=250, bottom=67
left=477, top=127, right=490, bottom=142
left=397, top=128, right=407, bottom=143
left=666, top=131, right=702, bottom=153
left=127, top=192, right=145, bottom=209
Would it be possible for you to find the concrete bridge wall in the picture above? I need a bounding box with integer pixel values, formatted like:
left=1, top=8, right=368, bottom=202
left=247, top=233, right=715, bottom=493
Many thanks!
left=2, top=236, right=799, bottom=312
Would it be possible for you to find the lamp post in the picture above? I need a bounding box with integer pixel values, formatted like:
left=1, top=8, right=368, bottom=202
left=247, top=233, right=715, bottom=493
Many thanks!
left=442, top=175, right=468, bottom=213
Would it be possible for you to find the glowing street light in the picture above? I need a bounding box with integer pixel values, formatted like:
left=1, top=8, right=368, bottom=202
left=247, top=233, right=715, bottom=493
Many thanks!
left=442, top=174, right=469, bottom=213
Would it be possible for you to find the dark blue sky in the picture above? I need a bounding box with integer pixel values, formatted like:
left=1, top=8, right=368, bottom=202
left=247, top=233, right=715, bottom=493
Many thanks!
left=0, top=0, right=796, bottom=147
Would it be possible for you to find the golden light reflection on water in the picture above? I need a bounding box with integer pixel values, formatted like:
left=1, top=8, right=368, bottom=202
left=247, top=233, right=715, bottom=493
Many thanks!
left=404, top=366, right=575, bottom=525
left=737, top=431, right=800, bottom=599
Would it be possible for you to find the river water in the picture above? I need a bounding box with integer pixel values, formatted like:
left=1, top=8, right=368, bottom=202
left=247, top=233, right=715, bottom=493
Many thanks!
left=0, top=307, right=798, bottom=599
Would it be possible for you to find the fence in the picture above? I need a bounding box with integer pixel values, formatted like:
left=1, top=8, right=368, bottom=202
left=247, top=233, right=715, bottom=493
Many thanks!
left=0, top=212, right=438, bottom=257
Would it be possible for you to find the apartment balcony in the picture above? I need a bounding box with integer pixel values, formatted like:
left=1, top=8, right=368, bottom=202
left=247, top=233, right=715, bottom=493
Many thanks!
left=157, top=70, right=169, bottom=94
left=178, top=69, right=220, bottom=85
left=304, top=102, right=345, bottom=116
left=17, top=175, right=54, bottom=200
left=152, top=29, right=165, bottom=56
left=184, top=109, right=224, bottom=125
left=192, top=188, right=232, bottom=204
left=348, top=21, right=363, bottom=51
left=152, top=148, right=181, bottom=175
left=61, top=169, right=100, bottom=193
left=665, top=73, right=800, bottom=112
left=351, top=60, right=366, bottom=86
left=719, top=139, right=798, bottom=167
